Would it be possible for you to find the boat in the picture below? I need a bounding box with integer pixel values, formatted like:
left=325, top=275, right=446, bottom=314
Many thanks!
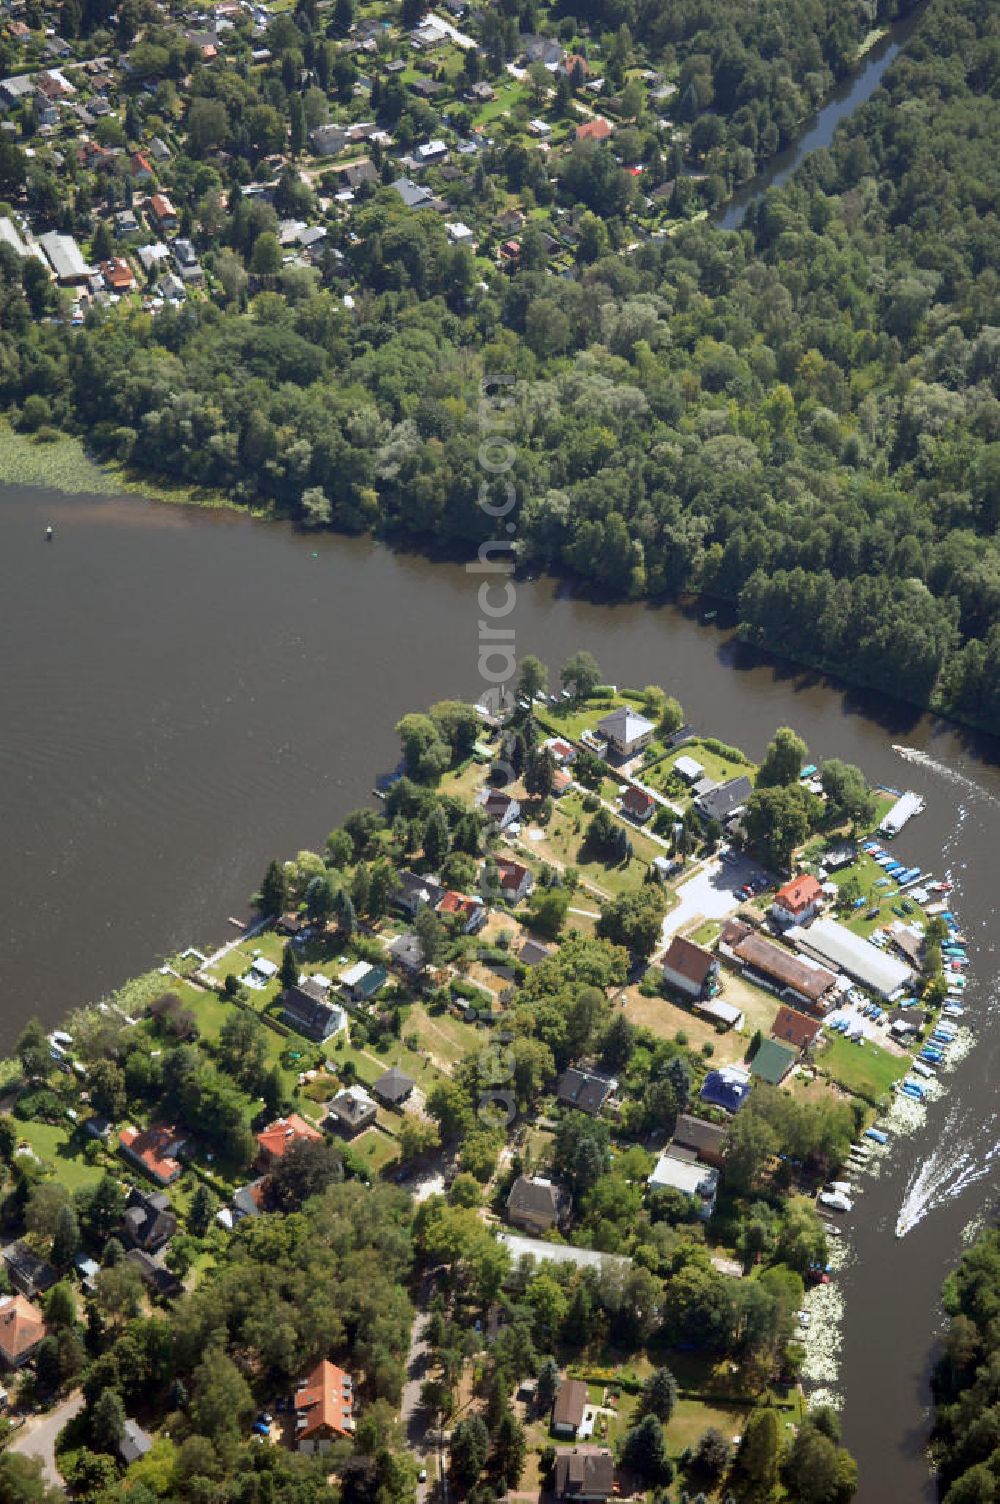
left=45, top=524, right=53, bottom=540
left=865, top=1128, right=889, bottom=1144
left=911, top=1061, right=934, bottom=1079
left=819, top=1191, right=853, bottom=1213
left=703, top=609, right=718, bottom=622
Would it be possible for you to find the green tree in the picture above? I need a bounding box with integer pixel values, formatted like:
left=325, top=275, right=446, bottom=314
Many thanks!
left=423, top=805, right=451, bottom=869
left=88, top=1059, right=126, bottom=1120
left=450, top=1414, right=490, bottom=1493
left=492, top=1409, right=526, bottom=1485
left=560, top=650, right=602, bottom=700
left=621, top=1413, right=673, bottom=1483
left=597, top=887, right=665, bottom=956
left=188, top=1183, right=218, bottom=1238
left=190, top=1347, right=254, bottom=1440
left=90, top=1387, right=126, bottom=1453
left=52, top=1202, right=81, bottom=1267
left=744, top=784, right=813, bottom=870
left=735, top=1406, right=782, bottom=1496
left=259, top=858, right=288, bottom=916
left=757, top=726, right=809, bottom=788
left=640, top=1366, right=677, bottom=1422
left=16, top=1018, right=50, bottom=1080
left=518, top=655, right=548, bottom=701
left=279, top=940, right=299, bottom=990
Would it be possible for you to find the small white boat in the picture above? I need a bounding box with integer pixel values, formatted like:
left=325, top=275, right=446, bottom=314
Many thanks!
left=45, top=524, right=53, bottom=540
left=820, top=1192, right=853, bottom=1213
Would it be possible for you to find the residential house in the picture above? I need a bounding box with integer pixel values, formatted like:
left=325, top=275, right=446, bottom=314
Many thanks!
left=101, top=256, right=135, bottom=293
left=0, top=75, right=38, bottom=111
left=121, top=1188, right=177, bottom=1253
left=137, top=242, right=170, bottom=274
left=282, top=978, right=348, bottom=1041
left=575, top=117, right=612, bottom=143
left=720, top=919, right=837, bottom=1014
left=519, top=939, right=550, bottom=967
left=256, top=1113, right=323, bottom=1169
left=699, top=1064, right=751, bottom=1113
left=119, top=1419, right=153, bottom=1465
left=339, top=960, right=388, bottom=1004
left=506, top=1175, right=568, bottom=1236
left=389, top=932, right=426, bottom=976
left=119, top=1123, right=187, bottom=1185
left=597, top=707, right=655, bottom=758
left=660, top=935, right=719, bottom=1000
left=446, top=220, right=475, bottom=245
left=561, top=52, right=591, bottom=78
left=371, top=1067, right=415, bottom=1108
left=553, top=1448, right=615, bottom=1504
left=149, top=135, right=170, bottom=162
left=294, top=1359, right=354, bottom=1451
left=695, top=776, right=753, bottom=826
left=391, top=176, right=432, bottom=208
left=494, top=857, right=534, bottom=903
left=621, top=785, right=656, bottom=822
left=648, top=1151, right=719, bottom=1219
left=476, top=788, right=521, bottom=828
left=0, top=1294, right=46, bottom=1368
left=771, top=1004, right=823, bottom=1055
left=466, top=80, right=495, bottom=102
left=673, top=754, right=704, bottom=783
left=130, top=150, right=153, bottom=181
left=147, top=193, right=178, bottom=231
left=436, top=890, right=486, bottom=934
left=556, top=1066, right=616, bottom=1115
left=308, top=125, right=347, bottom=157
left=523, top=36, right=564, bottom=68
left=671, top=1113, right=727, bottom=1167
left=551, top=1377, right=589, bottom=1438
left=114, top=209, right=139, bottom=236
left=1, top=1243, right=56, bottom=1300
left=173, top=238, right=204, bottom=284
left=750, top=1039, right=797, bottom=1086
left=335, top=159, right=378, bottom=190
left=416, top=139, right=448, bottom=163
left=73, top=1255, right=100, bottom=1293
left=543, top=737, right=576, bottom=766
left=396, top=870, right=446, bottom=916
left=126, top=1249, right=183, bottom=1300
left=771, top=874, right=823, bottom=928
left=231, top=1177, right=269, bottom=1221
left=325, top=1085, right=378, bottom=1137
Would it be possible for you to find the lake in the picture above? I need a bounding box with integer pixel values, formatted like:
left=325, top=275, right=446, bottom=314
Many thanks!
left=3, top=482, right=999, bottom=1502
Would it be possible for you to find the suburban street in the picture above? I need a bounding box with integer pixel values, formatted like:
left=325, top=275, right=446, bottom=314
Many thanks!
left=8, top=1389, right=83, bottom=1487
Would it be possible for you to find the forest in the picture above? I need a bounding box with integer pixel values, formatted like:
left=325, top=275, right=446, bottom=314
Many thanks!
left=931, top=1225, right=1000, bottom=1504
left=1, top=0, right=998, bottom=728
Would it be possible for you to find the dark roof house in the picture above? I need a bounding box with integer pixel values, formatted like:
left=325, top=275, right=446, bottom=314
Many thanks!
left=553, top=1447, right=615, bottom=1502
left=506, top=1175, right=568, bottom=1235
left=2, top=1241, right=57, bottom=1299
left=122, top=1188, right=177, bottom=1253
left=695, top=776, right=753, bottom=825
left=672, top=1113, right=727, bottom=1166
left=556, top=1066, right=616, bottom=1115
left=372, top=1066, right=415, bottom=1107
left=282, top=978, right=347, bottom=1041
left=551, top=1377, right=588, bottom=1437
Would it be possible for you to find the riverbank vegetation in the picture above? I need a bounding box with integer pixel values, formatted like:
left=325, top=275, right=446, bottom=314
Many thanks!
left=931, top=1225, right=1000, bottom=1503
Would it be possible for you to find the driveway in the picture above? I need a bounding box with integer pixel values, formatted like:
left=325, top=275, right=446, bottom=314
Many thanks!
left=660, top=854, right=766, bottom=945
left=9, top=1390, right=83, bottom=1486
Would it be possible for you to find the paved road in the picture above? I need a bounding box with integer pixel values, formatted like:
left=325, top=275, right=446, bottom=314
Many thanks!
left=659, top=853, right=766, bottom=946
left=9, top=1389, right=83, bottom=1486
left=401, top=1284, right=435, bottom=1502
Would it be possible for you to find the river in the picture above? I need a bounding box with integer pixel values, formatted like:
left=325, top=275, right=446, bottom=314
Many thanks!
left=713, top=1, right=929, bottom=231
left=2, top=483, right=999, bottom=1498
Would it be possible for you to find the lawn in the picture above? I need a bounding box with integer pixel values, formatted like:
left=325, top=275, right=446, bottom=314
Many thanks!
left=824, top=850, right=930, bottom=938
left=533, top=694, right=630, bottom=744
left=404, top=1002, right=482, bottom=1069
left=352, top=1127, right=400, bottom=1175
left=645, top=737, right=757, bottom=796
left=817, top=1033, right=907, bottom=1104
left=15, top=1120, right=106, bottom=1191
left=621, top=987, right=746, bottom=1066
left=524, top=795, right=661, bottom=898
